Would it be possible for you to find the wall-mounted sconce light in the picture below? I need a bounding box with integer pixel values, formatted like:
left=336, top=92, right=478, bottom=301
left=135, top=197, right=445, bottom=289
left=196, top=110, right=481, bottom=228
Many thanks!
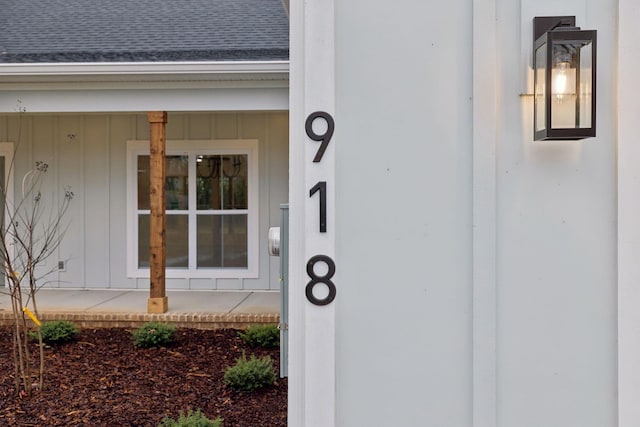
left=533, top=16, right=596, bottom=140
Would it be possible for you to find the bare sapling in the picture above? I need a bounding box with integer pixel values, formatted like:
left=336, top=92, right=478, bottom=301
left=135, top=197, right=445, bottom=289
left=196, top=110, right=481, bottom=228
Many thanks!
left=0, top=112, right=74, bottom=396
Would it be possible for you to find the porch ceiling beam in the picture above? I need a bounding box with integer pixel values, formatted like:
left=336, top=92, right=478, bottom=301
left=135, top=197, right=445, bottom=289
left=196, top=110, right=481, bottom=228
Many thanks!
left=147, top=111, right=168, bottom=314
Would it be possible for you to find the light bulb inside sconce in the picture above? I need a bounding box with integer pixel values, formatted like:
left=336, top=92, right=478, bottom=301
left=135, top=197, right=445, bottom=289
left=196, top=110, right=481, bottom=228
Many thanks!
left=552, top=60, right=576, bottom=103
left=553, top=61, right=569, bottom=99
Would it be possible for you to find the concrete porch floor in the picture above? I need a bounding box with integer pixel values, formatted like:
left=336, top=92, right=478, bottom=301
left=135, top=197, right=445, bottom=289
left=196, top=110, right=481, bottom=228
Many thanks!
left=0, top=289, right=280, bottom=329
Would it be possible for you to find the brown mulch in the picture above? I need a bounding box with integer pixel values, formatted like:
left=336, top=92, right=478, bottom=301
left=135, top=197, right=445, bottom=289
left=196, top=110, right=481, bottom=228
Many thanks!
left=0, top=326, right=287, bottom=426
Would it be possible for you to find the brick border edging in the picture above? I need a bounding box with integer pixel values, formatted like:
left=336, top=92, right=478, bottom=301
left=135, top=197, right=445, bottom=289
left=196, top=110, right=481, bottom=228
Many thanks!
left=0, top=311, right=280, bottom=330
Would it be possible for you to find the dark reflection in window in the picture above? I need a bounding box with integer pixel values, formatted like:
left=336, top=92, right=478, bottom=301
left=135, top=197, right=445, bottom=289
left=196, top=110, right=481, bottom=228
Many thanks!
left=196, top=214, right=248, bottom=268
left=138, top=214, right=189, bottom=268
left=137, top=156, right=189, bottom=210
left=196, top=155, right=247, bottom=210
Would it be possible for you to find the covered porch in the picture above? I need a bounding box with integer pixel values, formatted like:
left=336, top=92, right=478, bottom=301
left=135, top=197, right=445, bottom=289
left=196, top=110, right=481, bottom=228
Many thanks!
left=0, top=62, right=289, bottom=313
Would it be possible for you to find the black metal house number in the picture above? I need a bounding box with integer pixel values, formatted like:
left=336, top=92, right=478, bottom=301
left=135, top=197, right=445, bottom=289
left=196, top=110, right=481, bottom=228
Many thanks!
left=305, top=111, right=336, bottom=306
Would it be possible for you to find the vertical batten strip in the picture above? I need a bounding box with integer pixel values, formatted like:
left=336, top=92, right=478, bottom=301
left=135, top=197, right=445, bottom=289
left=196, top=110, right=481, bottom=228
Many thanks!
left=618, top=1, right=640, bottom=425
left=288, top=0, right=306, bottom=424
left=473, top=0, right=498, bottom=425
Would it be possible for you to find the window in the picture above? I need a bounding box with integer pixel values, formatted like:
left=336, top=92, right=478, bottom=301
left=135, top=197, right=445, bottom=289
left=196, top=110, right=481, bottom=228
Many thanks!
left=127, top=140, right=258, bottom=278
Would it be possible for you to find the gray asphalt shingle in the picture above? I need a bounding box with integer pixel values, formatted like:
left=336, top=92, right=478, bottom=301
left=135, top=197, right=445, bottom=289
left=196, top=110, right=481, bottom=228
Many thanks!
left=0, top=0, right=289, bottom=62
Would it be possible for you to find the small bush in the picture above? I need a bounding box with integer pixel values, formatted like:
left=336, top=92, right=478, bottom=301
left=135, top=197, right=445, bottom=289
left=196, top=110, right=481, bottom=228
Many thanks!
left=238, top=324, right=280, bottom=348
left=223, top=353, right=276, bottom=392
left=132, top=322, right=176, bottom=348
left=33, top=320, right=78, bottom=344
left=158, top=409, right=223, bottom=427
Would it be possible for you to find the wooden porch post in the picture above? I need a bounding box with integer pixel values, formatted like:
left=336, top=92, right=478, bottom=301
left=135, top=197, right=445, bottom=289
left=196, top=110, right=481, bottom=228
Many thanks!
left=147, top=111, right=168, bottom=313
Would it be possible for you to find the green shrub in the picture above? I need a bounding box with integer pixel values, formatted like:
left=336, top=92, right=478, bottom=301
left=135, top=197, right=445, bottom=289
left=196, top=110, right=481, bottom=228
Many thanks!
left=223, top=353, right=276, bottom=392
left=158, top=409, right=223, bottom=427
left=132, top=322, right=176, bottom=348
left=238, top=324, right=280, bottom=348
left=33, top=320, right=78, bottom=344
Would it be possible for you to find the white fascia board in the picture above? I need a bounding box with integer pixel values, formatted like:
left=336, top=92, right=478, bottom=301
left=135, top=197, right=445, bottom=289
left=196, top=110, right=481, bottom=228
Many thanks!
left=0, top=61, right=289, bottom=76
left=0, top=61, right=289, bottom=87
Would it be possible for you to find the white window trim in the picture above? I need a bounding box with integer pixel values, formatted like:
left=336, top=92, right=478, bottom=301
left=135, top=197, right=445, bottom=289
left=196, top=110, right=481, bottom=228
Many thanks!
left=0, top=143, right=14, bottom=287
left=126, top=139, right=259, bottom=279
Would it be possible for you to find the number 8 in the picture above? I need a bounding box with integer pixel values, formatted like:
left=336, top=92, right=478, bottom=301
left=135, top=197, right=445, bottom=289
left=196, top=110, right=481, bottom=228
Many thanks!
left=306, top=255, right=337, bottom=306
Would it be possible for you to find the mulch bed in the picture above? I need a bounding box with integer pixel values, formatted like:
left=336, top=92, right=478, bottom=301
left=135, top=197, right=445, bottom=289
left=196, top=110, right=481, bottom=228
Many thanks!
left=0, top=326, right=287, bottom=426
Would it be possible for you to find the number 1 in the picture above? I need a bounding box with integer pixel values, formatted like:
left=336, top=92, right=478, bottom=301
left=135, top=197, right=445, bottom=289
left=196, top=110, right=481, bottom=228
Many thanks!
left=309, top=181, right=327, bottom=233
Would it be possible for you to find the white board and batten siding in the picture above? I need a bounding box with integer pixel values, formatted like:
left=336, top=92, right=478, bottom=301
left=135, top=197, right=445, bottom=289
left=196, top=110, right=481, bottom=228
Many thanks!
left=499, top=1, right=617, bottom=427
left=290, top=0, right=619, bottom=426
left=0, top=112, right=288, bottom=291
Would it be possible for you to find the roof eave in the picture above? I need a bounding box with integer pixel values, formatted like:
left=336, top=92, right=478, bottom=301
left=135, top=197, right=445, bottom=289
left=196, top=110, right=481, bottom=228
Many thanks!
left=0, top=60, right=288, bottom=75
left=0, top=60, right=289, bottom=83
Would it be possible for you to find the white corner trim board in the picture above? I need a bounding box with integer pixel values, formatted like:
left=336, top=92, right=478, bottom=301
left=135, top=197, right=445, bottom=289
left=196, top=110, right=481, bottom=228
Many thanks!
left=288, top=0, right=337, bottom=426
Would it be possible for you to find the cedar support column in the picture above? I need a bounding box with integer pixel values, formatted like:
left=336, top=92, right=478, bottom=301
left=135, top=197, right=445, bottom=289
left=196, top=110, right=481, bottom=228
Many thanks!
left=147, top=111, right=168, bottom=314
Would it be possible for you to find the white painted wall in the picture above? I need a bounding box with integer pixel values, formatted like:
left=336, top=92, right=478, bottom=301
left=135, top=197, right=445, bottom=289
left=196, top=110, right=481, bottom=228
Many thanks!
left=333, top=1, right=473, bottom=425
left=0, top=112, right=288, bottom=290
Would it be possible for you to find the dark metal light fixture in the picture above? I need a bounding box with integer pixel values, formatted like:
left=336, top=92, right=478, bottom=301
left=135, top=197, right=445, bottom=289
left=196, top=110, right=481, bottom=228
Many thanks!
left=533, top=16, right=597, bottom=140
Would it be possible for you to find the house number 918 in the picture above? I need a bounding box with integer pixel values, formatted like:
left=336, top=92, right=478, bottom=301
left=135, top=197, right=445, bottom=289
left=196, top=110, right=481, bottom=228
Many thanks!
left=305, top=111, right=336, bottom=306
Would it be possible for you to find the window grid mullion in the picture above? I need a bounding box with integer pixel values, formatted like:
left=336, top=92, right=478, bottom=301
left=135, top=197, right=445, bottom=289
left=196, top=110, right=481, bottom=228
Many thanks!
left=188, top=153, right=197, bottom=272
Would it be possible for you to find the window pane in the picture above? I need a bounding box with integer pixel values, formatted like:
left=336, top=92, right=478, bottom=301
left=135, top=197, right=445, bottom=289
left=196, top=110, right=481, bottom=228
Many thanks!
left=223, top=155, right=248, bottom=209
left=138, top=214, right=189, bottom=268
left=0, top=156, right=4, bottom=226
left=196, top=155, right=247, bottom=210
left=137, top=155, right=189, bottom=210
left=0, top=157, right=4, bottom=286
left=578, top=43, right=593, bottom=128
left=551, top=41, right=578, bottom=129
left=196, top=155, right=221, bottom=210
left=138, top=215, right=148, bottom=266
left=137, top=156, right=150, bottom=210
left=197, top=214, right=248, bottom=268
left=534, top=43, right=546, bottom=132
left=166, top=156, right=189, bottom=210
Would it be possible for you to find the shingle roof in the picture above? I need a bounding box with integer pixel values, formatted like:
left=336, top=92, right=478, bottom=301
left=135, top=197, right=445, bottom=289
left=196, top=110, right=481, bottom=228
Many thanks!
left=0, top=0, right=289, bottom=63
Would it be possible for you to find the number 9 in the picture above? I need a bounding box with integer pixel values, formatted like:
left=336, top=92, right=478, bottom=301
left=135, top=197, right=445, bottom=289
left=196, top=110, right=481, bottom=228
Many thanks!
left=305, top=111, right=335, bottom=163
